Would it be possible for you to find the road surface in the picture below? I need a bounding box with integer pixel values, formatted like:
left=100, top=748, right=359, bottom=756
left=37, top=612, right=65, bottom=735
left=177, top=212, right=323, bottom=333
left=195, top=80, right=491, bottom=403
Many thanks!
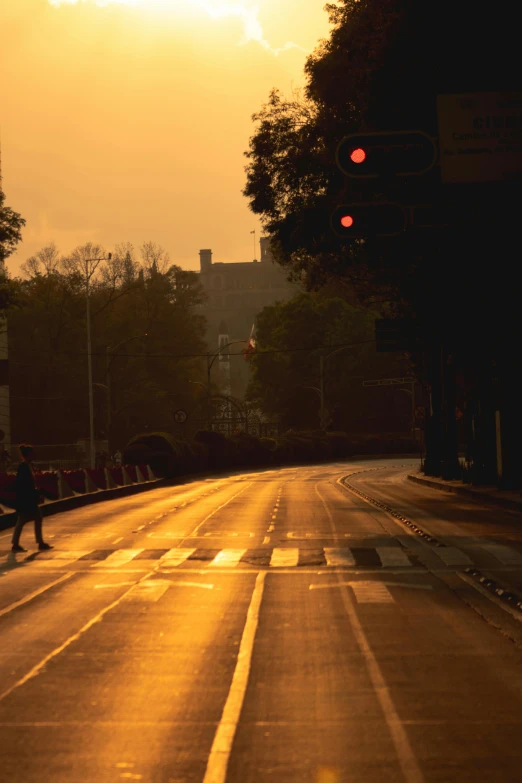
left=2, top=458, right=522, bottom=783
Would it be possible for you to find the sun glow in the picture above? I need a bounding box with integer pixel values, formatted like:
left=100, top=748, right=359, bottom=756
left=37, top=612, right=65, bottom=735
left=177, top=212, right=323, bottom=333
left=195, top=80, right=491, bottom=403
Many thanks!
left=47, top=0, right=308, bottom=55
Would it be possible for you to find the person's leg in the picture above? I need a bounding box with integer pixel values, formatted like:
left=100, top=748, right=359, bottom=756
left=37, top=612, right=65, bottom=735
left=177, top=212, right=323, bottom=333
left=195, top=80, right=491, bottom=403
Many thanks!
left=12, top=514, right=27, bottom=549
left=34, top=509, right=44, bottom=546
left=34, top=509, right=52, bottom=549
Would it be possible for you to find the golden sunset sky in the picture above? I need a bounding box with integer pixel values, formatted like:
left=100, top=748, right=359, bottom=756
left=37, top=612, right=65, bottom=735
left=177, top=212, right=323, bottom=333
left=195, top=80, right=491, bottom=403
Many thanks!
left=2, top=0, right=330, bottom=273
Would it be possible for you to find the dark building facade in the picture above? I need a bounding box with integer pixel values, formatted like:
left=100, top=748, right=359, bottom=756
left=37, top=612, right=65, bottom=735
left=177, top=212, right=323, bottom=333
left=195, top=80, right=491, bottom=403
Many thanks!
left=197, top=238, right=299, bottom=400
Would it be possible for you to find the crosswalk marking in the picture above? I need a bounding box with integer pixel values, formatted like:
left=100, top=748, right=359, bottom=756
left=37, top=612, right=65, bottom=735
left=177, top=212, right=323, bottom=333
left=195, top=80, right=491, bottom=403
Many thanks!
left=92, top=549, right=144, bottom=568
left=351, top=581, right=394, bottom=604
left=376, top=547, right=412, bottom=567
left=324, top=548, right=356, bottom=567
left=208, top=549, right=247, bottom=568
left=19, top=543, right=522, bottom=570
left=432, top=547, right=473, bottom=566
left=270, top=548, right=299, bottom=567
left=482, top=544, right=522, bottom=565
left=159, top=548, right=196, bottom=566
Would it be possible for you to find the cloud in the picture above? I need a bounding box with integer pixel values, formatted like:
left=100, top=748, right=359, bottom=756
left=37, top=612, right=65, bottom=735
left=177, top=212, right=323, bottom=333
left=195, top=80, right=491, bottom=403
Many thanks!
left=47, top=0, right=310, bottom=55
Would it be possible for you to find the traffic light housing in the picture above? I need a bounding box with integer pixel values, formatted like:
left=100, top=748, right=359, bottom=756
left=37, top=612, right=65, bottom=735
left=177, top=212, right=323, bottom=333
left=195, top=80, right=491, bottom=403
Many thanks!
left=336, top=131, right=436, bottom=178
left=330, top=202, right=407, bottom=239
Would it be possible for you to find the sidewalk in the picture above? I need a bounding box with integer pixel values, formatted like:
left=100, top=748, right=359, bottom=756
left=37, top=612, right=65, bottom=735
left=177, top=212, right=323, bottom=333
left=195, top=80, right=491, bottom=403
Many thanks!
left=408, top=473, right=522, bottom=514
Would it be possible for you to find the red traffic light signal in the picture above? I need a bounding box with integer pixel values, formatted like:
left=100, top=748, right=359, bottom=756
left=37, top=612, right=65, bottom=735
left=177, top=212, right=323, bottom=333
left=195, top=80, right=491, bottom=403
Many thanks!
left=331, top=202, right=407, bottom=239
left=336, top=130, right=436, bottom=178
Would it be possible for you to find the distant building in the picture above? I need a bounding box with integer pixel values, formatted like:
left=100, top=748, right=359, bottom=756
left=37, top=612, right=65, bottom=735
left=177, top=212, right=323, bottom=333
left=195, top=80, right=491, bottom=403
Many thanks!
left=197, top=238, right=299, bottom=399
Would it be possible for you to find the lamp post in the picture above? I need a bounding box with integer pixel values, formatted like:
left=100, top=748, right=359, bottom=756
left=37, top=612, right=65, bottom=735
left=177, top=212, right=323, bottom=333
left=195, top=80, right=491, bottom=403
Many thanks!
left=85, top=252, right=111, bottom=469
left=105, top=333, right=148, bottom=453
left=205, top=341, right=247, bottom=430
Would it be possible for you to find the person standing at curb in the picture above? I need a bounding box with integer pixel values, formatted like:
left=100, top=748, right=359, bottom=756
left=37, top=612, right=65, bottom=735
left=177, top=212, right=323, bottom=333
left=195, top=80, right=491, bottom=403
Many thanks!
left=11, top=444, right=53, bottom=553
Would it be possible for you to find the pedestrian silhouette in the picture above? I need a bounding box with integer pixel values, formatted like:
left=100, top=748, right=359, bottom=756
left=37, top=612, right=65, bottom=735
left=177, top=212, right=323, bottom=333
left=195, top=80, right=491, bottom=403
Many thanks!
left=11, top=444, right=53, bottom=553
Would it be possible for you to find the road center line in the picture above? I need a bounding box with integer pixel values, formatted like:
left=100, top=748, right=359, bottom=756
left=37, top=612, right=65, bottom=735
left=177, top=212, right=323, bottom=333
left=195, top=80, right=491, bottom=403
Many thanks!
left=315, top=483, right=425, bottom=783
left=202, top=571, right=266, bottom=783
left=0, top=569, right=155, bottom=705
left=180, top=483, right=253, bottom=544
left=0, top=573, right=74, bottom=619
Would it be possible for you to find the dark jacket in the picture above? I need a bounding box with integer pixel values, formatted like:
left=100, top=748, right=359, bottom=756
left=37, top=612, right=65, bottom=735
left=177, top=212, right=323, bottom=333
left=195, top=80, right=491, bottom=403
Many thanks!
left=15, top=461, right=40, bottom=514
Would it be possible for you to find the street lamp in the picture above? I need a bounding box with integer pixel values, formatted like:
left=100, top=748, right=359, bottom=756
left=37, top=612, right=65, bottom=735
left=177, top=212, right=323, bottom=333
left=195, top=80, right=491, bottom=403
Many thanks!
left=85, top=252, right=111, bottom=469
left=205, top=341, right=247, bottom=430
left=105, top=333, right=148, bottom=453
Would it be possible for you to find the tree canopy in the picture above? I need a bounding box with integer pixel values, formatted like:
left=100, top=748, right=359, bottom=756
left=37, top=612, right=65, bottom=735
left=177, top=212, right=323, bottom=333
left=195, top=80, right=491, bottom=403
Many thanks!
left=246, top=292, right=410, bottom=432
left=8, top=241, right=207, bottom=450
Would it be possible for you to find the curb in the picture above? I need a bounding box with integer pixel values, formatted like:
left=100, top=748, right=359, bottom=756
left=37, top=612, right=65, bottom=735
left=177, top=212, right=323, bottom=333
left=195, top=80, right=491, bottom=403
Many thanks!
left=407, top=474, right=522, bottom=513
left=0, top=478, right=168, bottom=533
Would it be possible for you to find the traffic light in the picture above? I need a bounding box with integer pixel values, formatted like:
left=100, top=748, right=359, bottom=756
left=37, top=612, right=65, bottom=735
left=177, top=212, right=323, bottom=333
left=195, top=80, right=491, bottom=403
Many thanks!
left=336, top=131, right=436, bottom=178
left=330, top=202, right=407, bottom=239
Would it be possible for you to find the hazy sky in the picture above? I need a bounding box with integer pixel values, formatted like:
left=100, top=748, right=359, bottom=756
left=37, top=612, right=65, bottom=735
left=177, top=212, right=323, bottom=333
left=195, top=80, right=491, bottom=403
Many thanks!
left=2, top=0, right=331, bottom=274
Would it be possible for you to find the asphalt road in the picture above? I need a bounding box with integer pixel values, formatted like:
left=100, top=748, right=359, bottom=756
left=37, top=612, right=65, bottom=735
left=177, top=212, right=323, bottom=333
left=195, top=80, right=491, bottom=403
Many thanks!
left=2, top=458, right=522, bottom=783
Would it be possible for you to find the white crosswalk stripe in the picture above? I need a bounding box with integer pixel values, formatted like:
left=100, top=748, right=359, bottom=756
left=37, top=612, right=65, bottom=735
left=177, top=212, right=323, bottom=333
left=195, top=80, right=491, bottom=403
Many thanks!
left=208, top=549, right=247, bottom=568
left=432, top=547, right=473, bottom=566
left=159, top=548, right=196, bottom=567
left=324, top=548, right=356, bottom=567
left=269, top=548, right=299, bottom=567
left=92, top=549, right=144, bottom=568
left=376, top=547, right=412, bottom=567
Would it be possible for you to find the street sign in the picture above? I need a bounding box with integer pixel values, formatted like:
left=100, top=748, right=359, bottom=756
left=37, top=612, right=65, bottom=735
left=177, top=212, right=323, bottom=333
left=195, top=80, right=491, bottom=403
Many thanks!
left=174, top=409, right=188, bottom=424
left=363, top=377, right=414, bottom=387
left=437, top=92, right=522, bottom=183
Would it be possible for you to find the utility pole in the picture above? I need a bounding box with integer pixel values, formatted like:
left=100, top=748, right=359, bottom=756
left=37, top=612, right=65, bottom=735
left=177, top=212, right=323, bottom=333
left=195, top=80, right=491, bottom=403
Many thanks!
left=84, top=252, right=111, bottom=469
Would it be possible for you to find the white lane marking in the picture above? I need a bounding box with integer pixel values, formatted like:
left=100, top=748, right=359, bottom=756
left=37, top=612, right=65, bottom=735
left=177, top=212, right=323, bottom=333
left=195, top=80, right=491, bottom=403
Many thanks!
left=263, top=536, right=270, bottom=545
left=202, top=572, right=266, bottom=783
left=270, top=548, right=299, bottom=567
left=0, top=573, right=74, bottom=618
left=268, top=525, right=274, bottom=533
left=324, top=548, right=356, bottom=567
left=310, top=581, right=433, bottom=591
left=170, top=581, right=214, bottom=590
left=208, top=550, right=247, bottom=568
left=432, top=547, right=472, bottom=566
left=112, top=537, right=124, bottom=545
left=482, top=544, right=522, bottom=565
left=92, top=549, right=144, bottom=568
left=159, top=548, right=196, bottom=567
left=123, top=580, right=170, bottom=602
left=185, top=482, right=254, bottom=540
left=0, top=569, right=155, bottom=705
left=94, top=583, right=136, bottom=589
left=376, top=547, right=412, bottom=567
left=351, top=581, right=394, bottom=604
left=315, top=483, right=425, bottom=783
